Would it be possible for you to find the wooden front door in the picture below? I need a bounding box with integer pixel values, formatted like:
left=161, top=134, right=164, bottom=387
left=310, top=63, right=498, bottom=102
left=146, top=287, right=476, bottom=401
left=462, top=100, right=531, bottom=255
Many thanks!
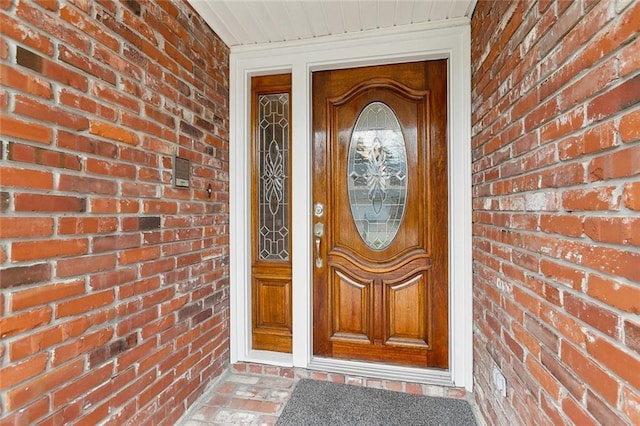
left=312, top=61, right=448, bottom=369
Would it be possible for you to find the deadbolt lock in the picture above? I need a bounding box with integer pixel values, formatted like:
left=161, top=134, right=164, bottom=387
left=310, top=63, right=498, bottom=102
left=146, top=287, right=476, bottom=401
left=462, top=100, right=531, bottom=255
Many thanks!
left=314, top=202, right=324, bottom=217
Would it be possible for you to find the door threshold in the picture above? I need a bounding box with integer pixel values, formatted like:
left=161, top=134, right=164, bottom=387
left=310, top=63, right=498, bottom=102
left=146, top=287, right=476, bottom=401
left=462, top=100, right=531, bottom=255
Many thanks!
left=245, top=349, right=293, bottom=367
left=309, top=357, right=454, bottom=387
left=240, top=353, right=454, bottom=387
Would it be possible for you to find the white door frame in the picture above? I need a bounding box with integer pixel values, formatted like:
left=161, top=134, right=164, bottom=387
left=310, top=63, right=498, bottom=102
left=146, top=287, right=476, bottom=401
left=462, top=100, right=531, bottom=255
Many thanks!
left=229, top=20, right=473, bottom=391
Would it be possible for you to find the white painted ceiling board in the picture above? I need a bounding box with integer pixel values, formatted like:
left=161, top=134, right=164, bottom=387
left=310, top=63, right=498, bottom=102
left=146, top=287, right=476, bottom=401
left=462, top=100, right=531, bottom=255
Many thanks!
left=254, top=2, right=288, bottom=42
left=358, top=1, right=378, bottom=31
left=449, top=0, right=473, bottom=18
left=411, top=0, right=433, bottom=22
left=300, top=2, right=325, bottom=37
left=282, top=1, right=316, bottom=40
left=322, top=1, right=347, bottom=35
left=341, top=1, right=361, bottom=33
left=234, top=2, right=270, bottom=44
left=188, top=0, right=477, bottom=47
left=377, top=1, right=397, bottom=28
left=428, top=3, right=449, bottom=21
left=394, top=1, right=415, bottom=25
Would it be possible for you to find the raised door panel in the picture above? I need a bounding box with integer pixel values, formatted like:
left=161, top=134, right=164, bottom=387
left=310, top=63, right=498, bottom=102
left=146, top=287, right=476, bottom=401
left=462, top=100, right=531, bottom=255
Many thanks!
left=385, top=274, right=428, bottom=347
left=331, top=270, right=372, bottom=342
left=252, top=272, right=292, bottom=352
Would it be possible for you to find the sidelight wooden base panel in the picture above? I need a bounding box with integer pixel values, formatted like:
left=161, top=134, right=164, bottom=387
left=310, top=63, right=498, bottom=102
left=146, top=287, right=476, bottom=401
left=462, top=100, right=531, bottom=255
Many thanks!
left=252, top=331, right=292, bottom=354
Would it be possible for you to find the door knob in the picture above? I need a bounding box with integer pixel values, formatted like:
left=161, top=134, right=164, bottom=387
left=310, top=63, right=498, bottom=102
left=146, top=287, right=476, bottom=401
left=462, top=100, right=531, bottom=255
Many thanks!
left=314, top=222, right=324, bottom=268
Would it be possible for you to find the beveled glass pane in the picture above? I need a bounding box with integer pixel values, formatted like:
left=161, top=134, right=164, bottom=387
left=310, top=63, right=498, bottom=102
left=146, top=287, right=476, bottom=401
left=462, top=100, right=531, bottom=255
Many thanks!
left=258, top=93, right=289, bottom=261
left=347, top=102, right=407, bottom=250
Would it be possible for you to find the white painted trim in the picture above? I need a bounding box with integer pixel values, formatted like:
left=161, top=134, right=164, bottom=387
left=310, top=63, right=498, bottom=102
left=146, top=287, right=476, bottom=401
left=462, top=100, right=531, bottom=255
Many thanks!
left=229, top=20, right=473, bottom=391
left=448, top=25, right=474, bottom=391
left=290, top=65, right=313, bottom=368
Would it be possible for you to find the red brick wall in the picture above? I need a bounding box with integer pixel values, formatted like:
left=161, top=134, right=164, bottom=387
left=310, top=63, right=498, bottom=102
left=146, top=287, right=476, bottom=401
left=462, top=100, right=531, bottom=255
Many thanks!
left=471, top=0, right=640, bottom=424
left=0, top=0, right=229, bottom=424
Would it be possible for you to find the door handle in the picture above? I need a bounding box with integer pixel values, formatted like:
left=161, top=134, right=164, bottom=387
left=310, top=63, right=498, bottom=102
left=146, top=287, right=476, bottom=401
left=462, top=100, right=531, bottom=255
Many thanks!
left=314, top=222, right=324, bottom=268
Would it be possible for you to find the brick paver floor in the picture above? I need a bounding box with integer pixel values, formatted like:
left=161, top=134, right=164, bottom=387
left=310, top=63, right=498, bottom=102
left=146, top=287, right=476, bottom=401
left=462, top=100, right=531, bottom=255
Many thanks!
left=177, top=362, right=471, bottom=425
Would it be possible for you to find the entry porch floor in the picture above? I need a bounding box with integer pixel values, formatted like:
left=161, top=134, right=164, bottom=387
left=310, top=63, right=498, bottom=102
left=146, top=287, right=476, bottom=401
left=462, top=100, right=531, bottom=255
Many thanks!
left=177, top=362, right=473, bottom=425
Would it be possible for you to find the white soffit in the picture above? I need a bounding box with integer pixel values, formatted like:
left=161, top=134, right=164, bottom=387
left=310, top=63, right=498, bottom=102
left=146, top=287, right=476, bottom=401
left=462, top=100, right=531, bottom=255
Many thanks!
left=188, top=0, right=477, bottom=47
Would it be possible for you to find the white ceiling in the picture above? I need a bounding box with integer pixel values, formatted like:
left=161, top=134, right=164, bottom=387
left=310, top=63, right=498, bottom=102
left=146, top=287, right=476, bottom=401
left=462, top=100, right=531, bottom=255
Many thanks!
left=188, top=0, right=477, bottom=48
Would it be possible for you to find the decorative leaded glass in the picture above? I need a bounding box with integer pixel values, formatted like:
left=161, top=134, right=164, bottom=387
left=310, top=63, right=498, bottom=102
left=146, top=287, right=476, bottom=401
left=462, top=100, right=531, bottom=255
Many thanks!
left=347, top=102, right=407, bottom=250
left=258, top=93, right=289, bottom=260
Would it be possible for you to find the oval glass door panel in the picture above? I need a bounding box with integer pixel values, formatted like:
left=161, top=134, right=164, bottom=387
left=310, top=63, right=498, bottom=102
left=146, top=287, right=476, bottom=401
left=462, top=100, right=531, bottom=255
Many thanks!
left=347, top=102, right=408, bottom=250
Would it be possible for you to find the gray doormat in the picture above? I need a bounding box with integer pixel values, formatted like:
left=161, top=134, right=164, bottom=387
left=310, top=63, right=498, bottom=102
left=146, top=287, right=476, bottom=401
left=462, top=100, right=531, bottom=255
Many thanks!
left=276, top=379, right=477, bottom=426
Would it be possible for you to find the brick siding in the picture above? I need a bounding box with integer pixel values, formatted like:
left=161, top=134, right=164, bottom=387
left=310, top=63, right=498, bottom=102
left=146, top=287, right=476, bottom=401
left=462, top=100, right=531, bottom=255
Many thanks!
left=0, top=0, right=230, bottom=424
left=471, top=0, right=640, bottom=424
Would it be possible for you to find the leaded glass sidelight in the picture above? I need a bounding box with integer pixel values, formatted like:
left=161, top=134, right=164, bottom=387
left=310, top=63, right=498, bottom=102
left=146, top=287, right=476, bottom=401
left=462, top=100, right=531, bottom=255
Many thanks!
left=258, top=93, right=290, bottom=260
left=347, top=102, right=408, bottom=250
